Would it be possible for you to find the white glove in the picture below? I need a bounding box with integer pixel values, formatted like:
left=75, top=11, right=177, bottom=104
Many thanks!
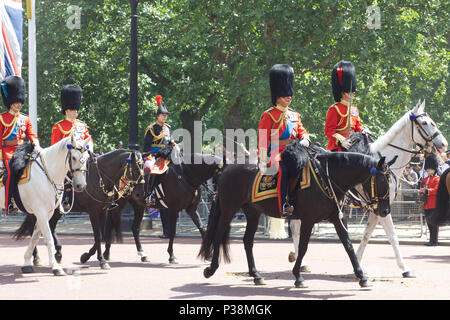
left=299, top=138, right=310, bottom=147
left=341, top=139, right=352, bottom=150
left=144, top=158, right=156, bottom=170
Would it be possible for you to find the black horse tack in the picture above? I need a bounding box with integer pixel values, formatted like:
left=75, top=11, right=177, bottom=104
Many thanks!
left=199, top=140, right=391, bottom=288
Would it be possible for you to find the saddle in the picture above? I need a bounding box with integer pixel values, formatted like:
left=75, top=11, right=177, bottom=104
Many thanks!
left=2, top=142, right=35, bottom=214
left=251, top=164, right=311, bottom=203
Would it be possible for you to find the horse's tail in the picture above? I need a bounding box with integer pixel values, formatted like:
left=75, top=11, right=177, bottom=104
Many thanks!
left=429, top=168, right=450, bottom=226
left=12, top=214, right=36, bottom=240
left=104, top=211, right=124, bottom=243
left=198, top=196, right=231, bottom=263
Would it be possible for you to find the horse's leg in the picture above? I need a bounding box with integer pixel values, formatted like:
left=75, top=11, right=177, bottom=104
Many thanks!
left=32, top=246, right=41, bottom=266
left=131, top=202, right=149, bottom=262
left=22, top=227, right=41, bottom=273
left=166, top=208, right=179, bottom=264
left=356, top=212, right=379, bottom=262
left=103, top=202, right=125, bottom=261
left=288, top=219, right=310, bottom=272
left=379, top=215, right=415, bottom=278
left=186, top=208, right=205, bottom=238
left=34, top=211, right=66, bottom=276
left=96, top=210, right=110, bottom=269
left=332, top=217, right=371, bottom=288
left=81, top=212, right=110, bottom=270
left=292, top=222, right=313, bottom=288
left=242, top=208, right=264, bottom=285
left=49, top=211, right=63, bottom=263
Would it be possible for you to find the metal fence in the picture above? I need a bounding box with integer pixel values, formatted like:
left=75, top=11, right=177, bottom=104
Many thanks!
left=0, top=185, right=441, bottom=239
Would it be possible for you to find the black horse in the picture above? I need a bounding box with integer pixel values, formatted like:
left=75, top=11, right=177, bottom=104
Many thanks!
left=198, top=141, right=391, bottom=288
left=14, top=149, right=146, bottom=270
left=429, top=167, right=450, bottom=226
left=103, top=144, right=223, bottom=264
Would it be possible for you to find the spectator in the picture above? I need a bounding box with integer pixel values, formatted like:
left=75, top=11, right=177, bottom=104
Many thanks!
left=419, top=155, right=440, bottom=246
left=401, top=164, right=418, bottom=202
left=97, top=145, right=105, bottom=155
left=438, top=150, right=450, bottom=173
left=118, top=141, right=124, bottom=149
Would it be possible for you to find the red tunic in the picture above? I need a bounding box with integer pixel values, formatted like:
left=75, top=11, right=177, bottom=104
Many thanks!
left=258, top=105, right=308, bottom=164
left=0, top=111, right=39, bottom=161
left=422, top=175, right=440, bottom=210
left=51, top=118, right=92, bottom=146
left=324, top=101, right=363, bottom=151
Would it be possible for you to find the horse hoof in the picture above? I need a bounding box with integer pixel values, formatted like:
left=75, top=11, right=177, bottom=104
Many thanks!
left=169, top=258, right=179, bottom=264
left=80, top=253, right=90, bottom=264
left=33, top=258, right=41, bottom=267
left=300, top=265, right=311, bottom=273
left=203, top=267, right=214, bottom=278
left=21, top=266, right=34, bottom=274
left=100, top=262, right=111, bottom=270
left=141, top=256, right=150, bottom=262
left=104, top=255, right=110, bottom=261
left=288, top=252, right=296, bottom=263
left=55, top=253, right=62, bottom=264
left=359, top=279, right=373, bottom=288
left=402, top=271, right=415, bottom=278
left=254, top=278, right=266, bottom=285
left=294, top=280, right=307, bottom=288
left=53, top=269, right=66, bottom=276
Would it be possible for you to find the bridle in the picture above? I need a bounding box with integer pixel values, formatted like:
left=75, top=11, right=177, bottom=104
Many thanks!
left=85, top=151, right=145, bottom=205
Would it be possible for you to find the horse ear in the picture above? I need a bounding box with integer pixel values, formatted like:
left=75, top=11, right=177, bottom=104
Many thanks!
left=387, top=155, right=398, bottom=167
left=419, top=99, right=426, bottom=113
left=377, top=156, right=386, bottom=170
left=412, top=100, right=421, bottom=114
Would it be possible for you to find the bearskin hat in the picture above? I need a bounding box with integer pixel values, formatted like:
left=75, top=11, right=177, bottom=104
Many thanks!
left=154, top=95, right=169, bottom=116
left=269, top=64, right=294, bottom=106
left=1, top=76, right=25, bottom=109
left=331, top=61, right=356, bottom=102
left=61, top=85, right=82, bottom=115
left=424, top=154, right=439, bottom=171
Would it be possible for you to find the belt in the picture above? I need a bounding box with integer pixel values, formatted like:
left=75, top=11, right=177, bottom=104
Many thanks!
left=2, top=140, right=22, bottom=147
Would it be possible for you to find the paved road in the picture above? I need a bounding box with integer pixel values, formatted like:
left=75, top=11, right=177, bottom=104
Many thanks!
left=0, top=233, right=449, bottom=302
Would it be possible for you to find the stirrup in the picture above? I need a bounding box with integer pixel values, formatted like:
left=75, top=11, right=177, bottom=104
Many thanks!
left=281, top=203, right=294, bottom=218
left=108, top=202, right=119, bottom=210
left=145, top=194, right=156, bottom=208
left=6, top=203, right=19, bottom=216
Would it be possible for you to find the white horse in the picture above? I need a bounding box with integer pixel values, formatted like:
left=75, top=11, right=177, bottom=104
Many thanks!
left=1, top=135, right=90, bottom=276
left=289, top=100, right=448, bottom=277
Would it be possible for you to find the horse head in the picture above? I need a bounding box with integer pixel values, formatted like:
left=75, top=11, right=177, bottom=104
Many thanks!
left=67, top=136, right=91, bottom=192
left=127, top=150, right=146, bottom=199
left=360, top=157, right=392, bottom=217
left=410, top=100, right=448, bottom=153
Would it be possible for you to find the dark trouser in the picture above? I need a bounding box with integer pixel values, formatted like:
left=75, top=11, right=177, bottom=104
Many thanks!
left=277, top=160, right=289, bottom=212
left=424, top=209, right=439, bottom=244
left=145, top=171, right=158, bottom=199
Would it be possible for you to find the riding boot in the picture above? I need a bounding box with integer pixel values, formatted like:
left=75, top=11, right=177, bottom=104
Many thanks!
left=6, top=198, right=18, bottom=216
left=279, top=161, right=294, bottom=217
left=145, top=174, right=158, bottom=207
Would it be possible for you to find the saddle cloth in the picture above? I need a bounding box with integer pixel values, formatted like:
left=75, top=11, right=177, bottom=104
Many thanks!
left=251, top=164, right=311, bottom=203
left=146, top=158, right=170, bottom=175
left=0, top=161, right=32, bottom=188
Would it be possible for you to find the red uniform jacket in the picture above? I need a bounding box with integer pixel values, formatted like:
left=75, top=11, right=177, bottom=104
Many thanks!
left=258, top=105, right=308, bottom=164
left=0, top=111, right=39, bottom=161
left=324, top=101, right=363, bottom=151
left=422, top=175, right=440, bottom=210
left=51, top=118, right=92, bottom=146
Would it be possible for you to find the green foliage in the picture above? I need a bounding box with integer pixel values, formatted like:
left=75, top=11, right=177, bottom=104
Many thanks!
left=20, top=0, right=448, bottom=151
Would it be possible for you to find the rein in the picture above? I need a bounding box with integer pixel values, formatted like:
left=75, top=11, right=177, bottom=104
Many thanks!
left=84, top=152, right=145, bottom=206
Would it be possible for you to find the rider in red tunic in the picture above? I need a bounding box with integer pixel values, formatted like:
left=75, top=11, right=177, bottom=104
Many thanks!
left=324, top=61, right=365, bottom=151
left=50, top=85, right=93, bottom=211
left=51, top=85, right=93, bottom=148
left=0, top=76, right=41, bottom=214
left=258, top=64, right=310, bottom=216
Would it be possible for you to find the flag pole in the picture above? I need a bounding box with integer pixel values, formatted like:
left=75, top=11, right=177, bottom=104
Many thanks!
left=27, top=0, right=37, bottom=133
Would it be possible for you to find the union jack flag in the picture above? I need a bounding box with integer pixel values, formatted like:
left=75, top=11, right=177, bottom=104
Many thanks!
left=0, top=0, right=22, bottom=80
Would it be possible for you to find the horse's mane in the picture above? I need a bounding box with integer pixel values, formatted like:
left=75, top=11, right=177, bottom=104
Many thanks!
left=317, top=151, right=378, bottom=171
left=347, top=132, right=372, bottom=155
left=368, top=111, right=410, bottom=154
